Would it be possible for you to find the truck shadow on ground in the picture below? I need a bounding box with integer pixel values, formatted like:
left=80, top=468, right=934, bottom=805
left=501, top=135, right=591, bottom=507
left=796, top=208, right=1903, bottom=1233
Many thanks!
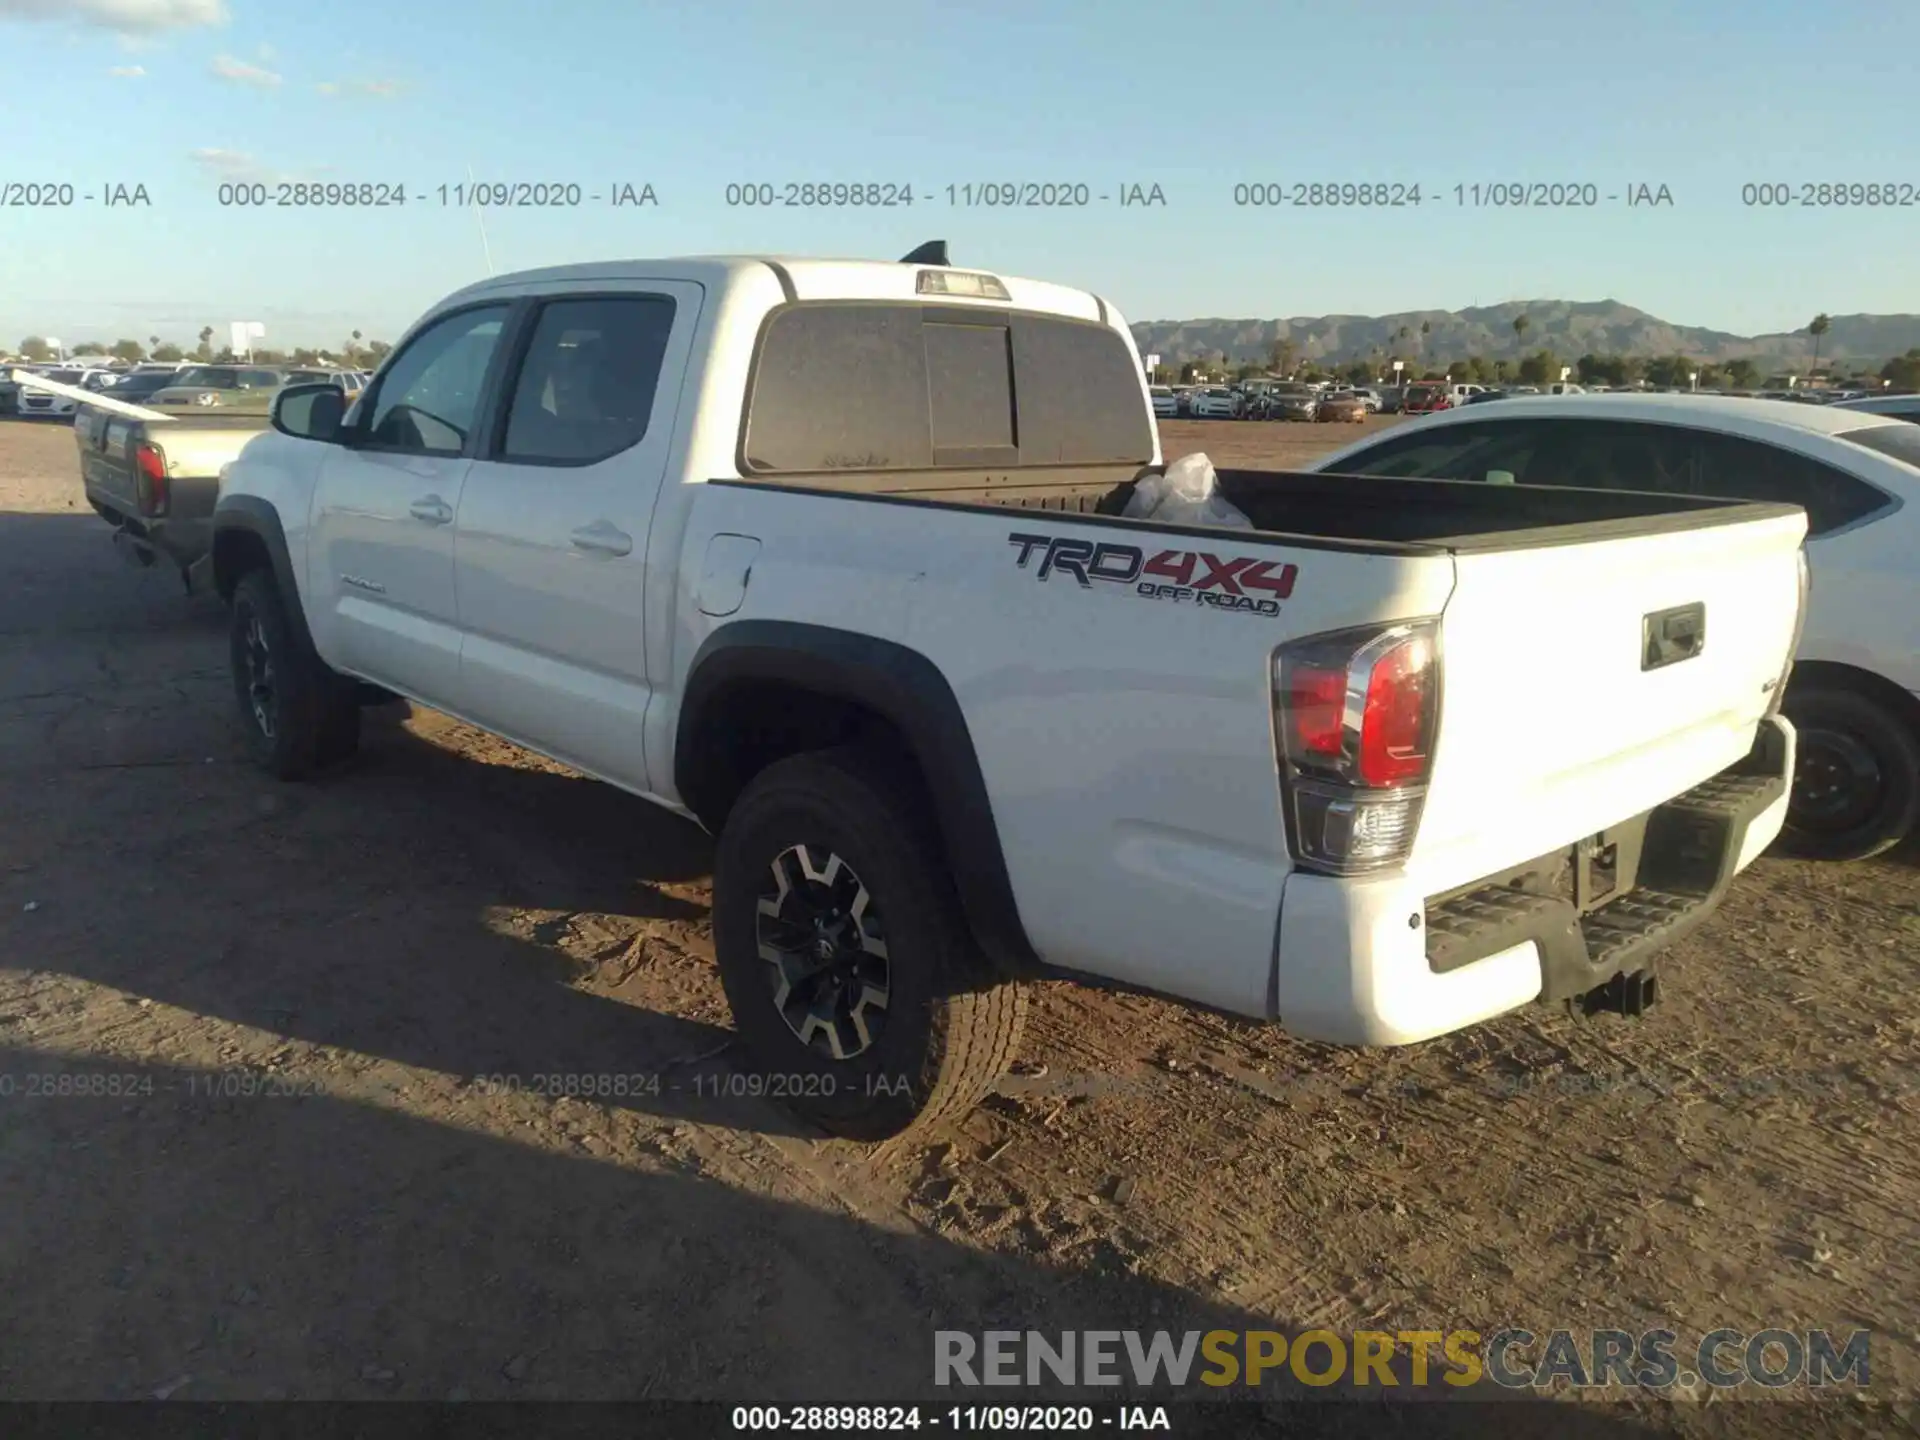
left=0, top=1046, right=1676, bottom=1433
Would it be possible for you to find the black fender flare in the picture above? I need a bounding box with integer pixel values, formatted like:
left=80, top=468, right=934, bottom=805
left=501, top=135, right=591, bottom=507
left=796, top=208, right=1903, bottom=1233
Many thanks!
left=676, top=621, right=1040, bottom=975
left=210, top=495, right=320, bottom=658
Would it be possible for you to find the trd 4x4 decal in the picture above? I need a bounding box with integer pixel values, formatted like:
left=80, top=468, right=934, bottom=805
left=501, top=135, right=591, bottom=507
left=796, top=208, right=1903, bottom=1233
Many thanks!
left=1008, top=532, right=1297, bottom=616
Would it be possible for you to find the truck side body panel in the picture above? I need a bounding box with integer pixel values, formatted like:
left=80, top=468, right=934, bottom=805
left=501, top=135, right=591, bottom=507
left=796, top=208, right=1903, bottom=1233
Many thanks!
left=664, top=482, right=1457, bottom=1016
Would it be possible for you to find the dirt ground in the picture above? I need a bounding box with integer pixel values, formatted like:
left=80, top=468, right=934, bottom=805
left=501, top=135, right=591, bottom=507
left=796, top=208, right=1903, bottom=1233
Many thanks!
left=0, top=414, right=1915, bottom=1430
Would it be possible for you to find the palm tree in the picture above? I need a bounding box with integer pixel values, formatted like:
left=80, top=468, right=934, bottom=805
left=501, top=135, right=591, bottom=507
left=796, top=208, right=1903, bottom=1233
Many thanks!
left=1512, top=314, right=1530, bottom=350
left=1808, top=314, right=1831, bottom=377
left=148, top=335, right=160, bottom=353
left=1419, top=320, right=1431, bottom=357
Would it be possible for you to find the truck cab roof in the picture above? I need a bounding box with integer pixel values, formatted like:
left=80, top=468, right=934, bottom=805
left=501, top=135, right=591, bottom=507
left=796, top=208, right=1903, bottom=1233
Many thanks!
left=438, top=255, right=1112, bottom=324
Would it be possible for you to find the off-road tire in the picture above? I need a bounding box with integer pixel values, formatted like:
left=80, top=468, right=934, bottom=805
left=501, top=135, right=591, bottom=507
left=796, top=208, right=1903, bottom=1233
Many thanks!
left=1777, top=686, right=1920, bottom=862
left=230, top=570, right=360, bottom=781
left=712, top=746, right=1027, bottom=1141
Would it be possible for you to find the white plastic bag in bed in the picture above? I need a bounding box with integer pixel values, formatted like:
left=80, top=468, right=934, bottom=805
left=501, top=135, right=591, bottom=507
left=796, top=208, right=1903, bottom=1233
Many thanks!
left=1122, top=452, right=1252, bottom=529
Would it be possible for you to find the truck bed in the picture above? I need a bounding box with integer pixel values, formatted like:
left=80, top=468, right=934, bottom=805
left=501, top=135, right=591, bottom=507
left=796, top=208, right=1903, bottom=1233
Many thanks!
left=1207, top=467, right=1803, bottom=550
left=746, top=463, right=1804, bottom=553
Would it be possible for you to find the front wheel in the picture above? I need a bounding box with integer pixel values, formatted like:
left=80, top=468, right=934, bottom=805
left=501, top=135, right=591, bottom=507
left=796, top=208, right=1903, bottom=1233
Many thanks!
left=712, top=748, right=1027, bottom=1141
left=229, top=570, right=360, bottom=781
left=1777, top=687, right=1920, bottom=861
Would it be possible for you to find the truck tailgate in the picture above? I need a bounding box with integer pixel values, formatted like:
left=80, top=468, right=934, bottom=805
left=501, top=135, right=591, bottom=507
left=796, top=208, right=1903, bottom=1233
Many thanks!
left=78, top=414, right=142, bottom=510
left=79, top=414, right=267, bottom=512
left=1413, top=507, right=1807, bottom=888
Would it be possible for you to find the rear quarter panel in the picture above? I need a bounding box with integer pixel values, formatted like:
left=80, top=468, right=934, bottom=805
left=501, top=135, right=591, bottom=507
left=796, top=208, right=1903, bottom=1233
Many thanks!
left=664, top=483, right=1455, bottom=1017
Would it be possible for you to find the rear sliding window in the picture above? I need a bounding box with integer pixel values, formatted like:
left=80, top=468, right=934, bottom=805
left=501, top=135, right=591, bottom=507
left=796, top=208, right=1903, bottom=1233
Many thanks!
left=742, top=303, right=1152, bottom=473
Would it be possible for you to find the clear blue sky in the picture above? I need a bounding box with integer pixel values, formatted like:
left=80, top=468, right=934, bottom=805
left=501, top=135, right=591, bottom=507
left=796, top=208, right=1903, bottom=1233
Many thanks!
left=2, top=0, right=1915, bottom=349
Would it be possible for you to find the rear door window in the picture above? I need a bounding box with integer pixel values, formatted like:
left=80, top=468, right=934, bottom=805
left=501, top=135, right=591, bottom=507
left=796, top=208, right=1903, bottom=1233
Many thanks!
left=1521, top=421, right=1697, bottom=492
left=499, top=294, right=678, bottom=464
left=1324, top=420, right=1553, bottom=482
left=1690, top=431, right=1892, bottom=534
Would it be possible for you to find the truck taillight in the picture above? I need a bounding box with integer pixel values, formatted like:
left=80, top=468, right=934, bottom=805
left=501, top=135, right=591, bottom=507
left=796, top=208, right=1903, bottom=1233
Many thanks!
left=134, top=442, right=168, bottom=517
left=1273, top=619, right=1441, bottom=875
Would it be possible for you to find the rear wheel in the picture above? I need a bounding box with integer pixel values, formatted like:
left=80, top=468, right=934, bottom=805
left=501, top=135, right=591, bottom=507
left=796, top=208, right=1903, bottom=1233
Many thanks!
left=712, top=747, right=1027, bottom=1141
left=230, top=570, right=360, bottom=781
left=1777, top=687, right=1920, bottom=861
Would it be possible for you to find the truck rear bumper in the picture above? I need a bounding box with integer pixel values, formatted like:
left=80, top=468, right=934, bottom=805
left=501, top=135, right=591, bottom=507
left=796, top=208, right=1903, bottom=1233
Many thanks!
left=84, top=475, right=218, bottom=571
left=1273, top=715, right=1794, bottom=1046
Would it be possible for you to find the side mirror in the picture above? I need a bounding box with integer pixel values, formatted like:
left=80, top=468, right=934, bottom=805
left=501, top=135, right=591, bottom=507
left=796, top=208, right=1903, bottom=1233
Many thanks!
left=272, top=383, right=347, bottom=443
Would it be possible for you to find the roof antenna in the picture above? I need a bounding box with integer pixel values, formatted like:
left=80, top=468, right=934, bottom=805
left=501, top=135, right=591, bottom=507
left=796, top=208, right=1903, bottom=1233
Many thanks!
left=899, top=240, right=948, bottom=266
left=467, top=163, right=496, bottom=276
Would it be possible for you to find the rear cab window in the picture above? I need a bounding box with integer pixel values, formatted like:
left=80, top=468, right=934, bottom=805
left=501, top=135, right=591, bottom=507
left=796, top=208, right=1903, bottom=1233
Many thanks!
left=741, top=302, right=1152, bottom=483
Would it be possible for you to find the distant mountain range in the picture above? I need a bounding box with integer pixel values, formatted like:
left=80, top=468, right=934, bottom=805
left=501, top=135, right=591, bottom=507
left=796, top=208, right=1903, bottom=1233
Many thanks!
left=1129, top=302, right=1920, bottom=370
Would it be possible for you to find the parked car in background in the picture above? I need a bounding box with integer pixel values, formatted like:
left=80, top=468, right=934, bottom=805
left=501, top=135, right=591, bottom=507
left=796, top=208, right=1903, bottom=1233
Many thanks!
left=1149, top=385, right=1178, bottom=419
left=1265, top=384, right=1319, bottom=422
left=1461, top=388, right=1512, bottom=405
left=87, top=369, right=192, bottom=406
left=1348, top=388, right=1384, bottom=413
left=15, top=366, right=118, bottom=420
left=1402, top=382, right=1452, bottom=414
left=1307, top=393, right=1920, bottom=860
left=285, top=368, right=367, bottom=397
left=145, top=366, right=300, bottom=414
left=0, top=365, right=47, bottom=415
left=1315, top=390, right=1368, bottom=422
left=1831, top=393, right=1920, bottom=422
left=75, top=397, right=274, bottom=585
left=1189, top=386, right=1242, bottom=419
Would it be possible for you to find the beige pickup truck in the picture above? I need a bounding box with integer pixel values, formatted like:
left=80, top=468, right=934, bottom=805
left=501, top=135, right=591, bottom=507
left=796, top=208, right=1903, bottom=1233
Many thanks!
left=74, top=365, right=361, bottom=585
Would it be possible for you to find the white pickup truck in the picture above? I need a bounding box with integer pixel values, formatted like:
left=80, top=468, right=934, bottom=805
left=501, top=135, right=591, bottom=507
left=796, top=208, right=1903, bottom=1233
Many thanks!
left=209, top=245, right=1810, bottom=1139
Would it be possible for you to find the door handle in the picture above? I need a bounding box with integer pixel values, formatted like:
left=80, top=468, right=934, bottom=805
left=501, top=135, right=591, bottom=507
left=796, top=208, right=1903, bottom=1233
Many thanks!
left=409, top=496, right=453, bottom=525
left=570, top=521, right=633, bottom=557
